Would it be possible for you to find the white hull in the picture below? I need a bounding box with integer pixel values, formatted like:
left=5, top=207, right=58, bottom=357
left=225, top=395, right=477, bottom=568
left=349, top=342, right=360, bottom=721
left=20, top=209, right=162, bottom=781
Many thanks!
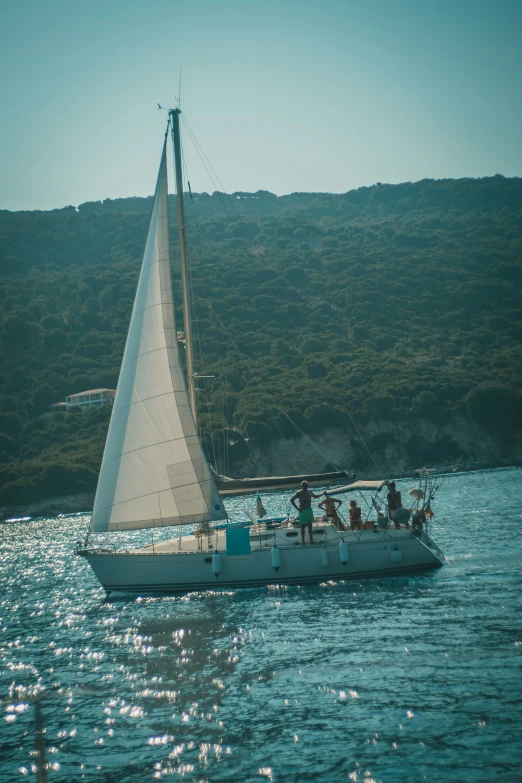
left=81, top=525, right=443, bottom=594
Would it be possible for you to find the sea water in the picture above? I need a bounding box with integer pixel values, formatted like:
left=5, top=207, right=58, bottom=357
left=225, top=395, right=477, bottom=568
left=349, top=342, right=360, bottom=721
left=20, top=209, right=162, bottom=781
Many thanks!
left=0, top=467, right=521, bottom=783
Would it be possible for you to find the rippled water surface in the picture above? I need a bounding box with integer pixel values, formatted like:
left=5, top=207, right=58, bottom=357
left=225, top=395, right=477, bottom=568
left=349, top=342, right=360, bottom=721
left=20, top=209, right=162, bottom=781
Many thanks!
left=1, top=467, right=521, bottom=783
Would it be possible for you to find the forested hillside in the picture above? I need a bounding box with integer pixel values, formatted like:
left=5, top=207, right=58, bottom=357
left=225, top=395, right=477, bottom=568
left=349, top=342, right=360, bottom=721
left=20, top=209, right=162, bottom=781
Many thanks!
left=1, top=175, right=522, bottom=509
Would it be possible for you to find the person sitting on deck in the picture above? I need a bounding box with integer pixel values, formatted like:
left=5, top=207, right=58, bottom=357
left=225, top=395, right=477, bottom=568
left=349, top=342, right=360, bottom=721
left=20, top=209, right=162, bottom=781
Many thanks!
left=386, top=481, right=407, bottom=529
left=290, top=481, right=322, bottom=545
left=318, top=491, right=346, bottom=531
left=412, top=507, right=426, bottom=531
left=348, top=499, right=363, bottom=531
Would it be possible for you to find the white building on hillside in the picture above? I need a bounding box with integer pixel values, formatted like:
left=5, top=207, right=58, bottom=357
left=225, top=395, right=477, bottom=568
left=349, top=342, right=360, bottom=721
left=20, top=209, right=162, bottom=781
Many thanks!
left=50, top=389, right=116, bottom=412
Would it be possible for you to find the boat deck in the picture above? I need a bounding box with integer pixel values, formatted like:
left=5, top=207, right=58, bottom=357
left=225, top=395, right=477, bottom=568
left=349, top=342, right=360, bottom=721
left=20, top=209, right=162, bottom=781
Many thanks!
left=82, top=519, right=443, bottom=593
left=132, top=520, right=415, bottom=555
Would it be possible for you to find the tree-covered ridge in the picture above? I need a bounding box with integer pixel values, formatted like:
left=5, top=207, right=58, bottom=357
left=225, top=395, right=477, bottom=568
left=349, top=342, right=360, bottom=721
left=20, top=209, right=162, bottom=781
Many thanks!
left=1, top=175, right=521, bottom=507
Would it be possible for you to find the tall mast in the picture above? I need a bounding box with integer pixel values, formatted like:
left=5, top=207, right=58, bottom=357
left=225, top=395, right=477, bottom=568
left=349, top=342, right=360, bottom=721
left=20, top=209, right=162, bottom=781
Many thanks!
left=169, top=108, right=197, bottom=424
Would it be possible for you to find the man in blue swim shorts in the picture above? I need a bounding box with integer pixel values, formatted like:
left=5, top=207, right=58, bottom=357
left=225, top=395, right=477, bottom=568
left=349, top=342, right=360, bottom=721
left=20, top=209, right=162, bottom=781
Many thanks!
left=290, top=481, right=322, bottom=545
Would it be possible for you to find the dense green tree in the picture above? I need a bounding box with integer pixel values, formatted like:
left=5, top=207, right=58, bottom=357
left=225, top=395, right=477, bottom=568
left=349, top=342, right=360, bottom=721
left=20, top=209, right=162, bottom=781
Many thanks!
left=3, top=313, right=40, bottom=344
left=0, top=175, right=521, bottom=507
left=464, top=385, right=522, bottom=435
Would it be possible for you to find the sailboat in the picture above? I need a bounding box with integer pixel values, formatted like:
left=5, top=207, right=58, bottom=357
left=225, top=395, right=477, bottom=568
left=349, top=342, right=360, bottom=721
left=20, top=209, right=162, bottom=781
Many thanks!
left=78, top=109, right=444, bottom=594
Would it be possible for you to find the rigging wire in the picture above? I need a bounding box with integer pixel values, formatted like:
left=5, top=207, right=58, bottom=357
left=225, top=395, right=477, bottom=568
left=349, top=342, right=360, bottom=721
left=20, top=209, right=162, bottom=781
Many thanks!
left=180, top=113, right=309, bottom=304
left=206, top=304, right=231, bottom=475
left=181, top=112, right=309, bottom=317
left=347, top=411, right=382, bottom=476
left=180, top=137, right=239, bottom=473
left=180, top=112, right=309, bottom=318
left=207, top=302, right=329, bottom=475
left=180, top=117, right=248, bottom=243
left=179, top=117, right=306, bottom=473
left=179, top=110, right=385, bottom=477
left=180, top=116, right=256, bottom=234
left=175, top=123, right=225, bottom=468
left=209, top=298, right=338, bottom=472
left=179, top=121, right=335, bottom=469
left=207, top=303, right=264, bottom=477
left=278, top=411, right=342, bottom=471
left=178, top=128, right=208, bottom=448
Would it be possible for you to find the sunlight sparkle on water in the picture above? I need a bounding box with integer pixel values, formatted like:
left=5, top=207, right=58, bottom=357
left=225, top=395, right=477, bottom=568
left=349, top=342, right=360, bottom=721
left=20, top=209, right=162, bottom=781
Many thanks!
left=0, top=469, right=521, bottom=782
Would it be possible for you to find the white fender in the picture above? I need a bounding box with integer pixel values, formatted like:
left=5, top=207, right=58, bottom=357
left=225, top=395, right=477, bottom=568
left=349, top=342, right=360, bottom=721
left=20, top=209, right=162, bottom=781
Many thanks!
left=390, top=548, right=402, bottom=563
left=271, top=546, right=281, bottom=571
left=212, top=552, right=222, bottom=576
left=321, top=549, right=329, bottom=567
left=339, top=540, right=349, bottom=565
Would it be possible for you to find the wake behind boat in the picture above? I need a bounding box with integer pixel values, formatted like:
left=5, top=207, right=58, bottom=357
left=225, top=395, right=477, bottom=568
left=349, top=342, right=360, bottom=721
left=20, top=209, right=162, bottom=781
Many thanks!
left=78, top=109, right=445, bottom=594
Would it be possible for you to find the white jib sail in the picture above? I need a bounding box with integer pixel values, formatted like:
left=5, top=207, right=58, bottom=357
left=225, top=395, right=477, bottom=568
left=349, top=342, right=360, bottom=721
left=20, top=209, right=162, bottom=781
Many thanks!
left=90, top=141, right=227, bottom=532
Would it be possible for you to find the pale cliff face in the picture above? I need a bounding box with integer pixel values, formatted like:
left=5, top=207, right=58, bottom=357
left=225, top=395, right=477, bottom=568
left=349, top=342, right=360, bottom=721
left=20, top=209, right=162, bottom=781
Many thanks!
left=1, top=417, right=520, bottom=519
left=233, top=416, right=520, bottom=480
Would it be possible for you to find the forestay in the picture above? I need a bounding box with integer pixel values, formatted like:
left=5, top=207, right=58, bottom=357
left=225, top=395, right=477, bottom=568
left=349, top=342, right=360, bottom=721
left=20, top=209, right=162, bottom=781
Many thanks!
left=90, top=142, right=227, bottom=532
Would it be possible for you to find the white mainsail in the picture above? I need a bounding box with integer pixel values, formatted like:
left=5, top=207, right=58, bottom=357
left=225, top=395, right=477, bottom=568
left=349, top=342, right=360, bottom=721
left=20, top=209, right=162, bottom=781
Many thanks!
left=90, top=141, right=227, bottom=532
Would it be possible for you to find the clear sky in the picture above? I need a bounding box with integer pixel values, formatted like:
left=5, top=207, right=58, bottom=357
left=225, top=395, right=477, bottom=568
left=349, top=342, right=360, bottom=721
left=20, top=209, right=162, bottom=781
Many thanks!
left=1, top=0, right=521, bottom=211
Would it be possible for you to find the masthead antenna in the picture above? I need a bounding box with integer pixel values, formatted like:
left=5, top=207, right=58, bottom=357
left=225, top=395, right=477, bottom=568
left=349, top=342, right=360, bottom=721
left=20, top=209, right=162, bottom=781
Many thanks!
left=178, top=66, right=182, bottom=109
left=158, top=103, right=179, bottom=114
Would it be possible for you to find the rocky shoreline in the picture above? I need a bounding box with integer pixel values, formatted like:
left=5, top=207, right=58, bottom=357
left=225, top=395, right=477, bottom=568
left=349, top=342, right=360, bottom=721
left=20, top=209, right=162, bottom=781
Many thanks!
left=1, top=414, right=520, bottom=521
left=1, top=461, right=518, bottom=523
left=0, top=493, right=95, bottom=522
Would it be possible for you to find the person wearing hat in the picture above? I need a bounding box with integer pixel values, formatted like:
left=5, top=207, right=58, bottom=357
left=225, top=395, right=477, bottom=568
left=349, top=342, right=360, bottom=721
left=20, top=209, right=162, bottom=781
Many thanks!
left=290, top=481, right=322, bottom=545
left=318, top=491, right=346, bottom=531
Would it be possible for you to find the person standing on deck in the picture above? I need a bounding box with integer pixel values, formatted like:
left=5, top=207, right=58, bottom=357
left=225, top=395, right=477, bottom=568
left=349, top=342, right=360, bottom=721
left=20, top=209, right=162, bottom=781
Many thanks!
left=318, top=491, right=346, bottom=531
left=348, top=499, right=363, bottom=531
left=412, top=506, right=426, bottom=531
left=291, top=481, right=322, bottom=545
left=386, top=481, right=403, bottom=528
